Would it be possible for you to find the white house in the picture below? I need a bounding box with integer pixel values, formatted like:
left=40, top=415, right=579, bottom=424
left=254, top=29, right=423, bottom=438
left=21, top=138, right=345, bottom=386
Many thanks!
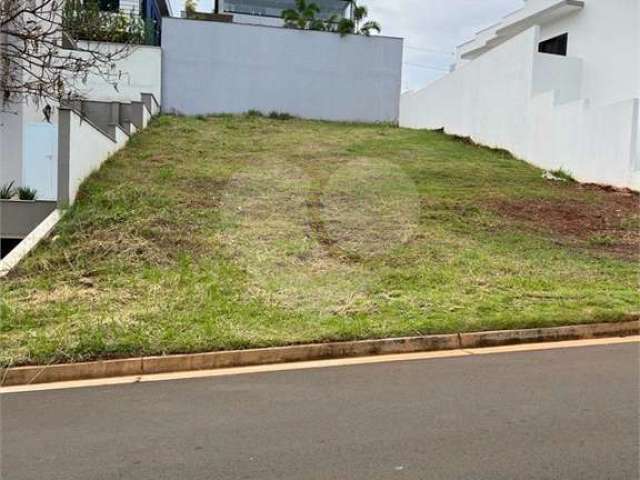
left=0, top=0, right=170, bottom=198
left=400, top=0, right=640, bottom=190
left=0, top=0, right=169, bottom=260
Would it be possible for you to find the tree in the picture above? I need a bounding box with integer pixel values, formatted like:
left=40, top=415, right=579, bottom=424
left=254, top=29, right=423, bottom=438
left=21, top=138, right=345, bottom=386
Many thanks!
left=184, top=0, right=197, bottom=16
left=282, top=0, right=324, bottom=31
left=281, top=0, right=381, bottom=36
left=336, top=2, right=380, bottom=36
left=0, top=0, right=140, bottom=108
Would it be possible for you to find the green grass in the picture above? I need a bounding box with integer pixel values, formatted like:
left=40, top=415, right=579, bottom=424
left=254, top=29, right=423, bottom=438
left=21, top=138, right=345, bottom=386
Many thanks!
left=1, top=115, right=638, bottom=367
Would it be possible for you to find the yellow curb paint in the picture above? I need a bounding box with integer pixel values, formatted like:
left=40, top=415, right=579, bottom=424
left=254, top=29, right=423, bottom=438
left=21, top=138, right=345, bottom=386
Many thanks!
left=2, top=336, right=637, bottom=394
left=3, top=321, right=636, bottom=388
left=463, top=335, right=640, bottom=355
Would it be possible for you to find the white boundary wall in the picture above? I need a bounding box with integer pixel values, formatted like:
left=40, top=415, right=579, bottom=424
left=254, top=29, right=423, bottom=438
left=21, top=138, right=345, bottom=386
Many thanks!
left=400, top=26, right=639, bottom=190
left=161, top=18, right=403, bottom=123
left=1, top=42, right=161, bottom=190
left=71, top=41, right=162, bottom=103
left=62, top=109, right=129, bottom=203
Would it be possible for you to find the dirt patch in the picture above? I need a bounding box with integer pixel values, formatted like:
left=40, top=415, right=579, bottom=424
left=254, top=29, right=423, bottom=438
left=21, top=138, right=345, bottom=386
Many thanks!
left=491, top=191, right=639, bottom=258
left=578, top=183, right=638, bottom=195
left=178, top=177, right=227, bottom=209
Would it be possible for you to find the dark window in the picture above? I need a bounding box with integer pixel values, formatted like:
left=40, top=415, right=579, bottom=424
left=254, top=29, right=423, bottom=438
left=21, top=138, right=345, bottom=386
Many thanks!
left=538, top=33, right=568, bottom=56
left=0, top=238, right=22, bottom=259
left=97, top=0, right=120, bottom=12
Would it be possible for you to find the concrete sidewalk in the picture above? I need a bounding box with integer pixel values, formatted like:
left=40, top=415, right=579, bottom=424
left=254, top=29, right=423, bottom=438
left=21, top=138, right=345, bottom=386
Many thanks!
left=2, top=342, right=638, bottom=479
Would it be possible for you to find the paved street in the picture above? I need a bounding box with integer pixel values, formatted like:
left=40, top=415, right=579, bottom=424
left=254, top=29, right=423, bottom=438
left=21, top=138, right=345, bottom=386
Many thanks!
left=2, top=342, right=639, bottom=480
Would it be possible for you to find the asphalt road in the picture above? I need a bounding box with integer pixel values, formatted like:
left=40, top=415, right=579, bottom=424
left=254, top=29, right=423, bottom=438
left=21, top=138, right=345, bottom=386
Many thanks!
left=2, top=343, right=638, bottom=480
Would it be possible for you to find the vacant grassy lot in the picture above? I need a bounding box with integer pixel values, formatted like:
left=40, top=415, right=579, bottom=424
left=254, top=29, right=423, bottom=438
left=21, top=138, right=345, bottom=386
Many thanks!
left=1, top=115, right=638, bottom=366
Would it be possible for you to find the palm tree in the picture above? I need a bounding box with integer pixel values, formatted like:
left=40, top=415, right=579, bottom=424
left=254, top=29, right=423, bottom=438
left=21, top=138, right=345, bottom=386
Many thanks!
left=336, top=1, right=380, bottom=36
left=282, top=0, right=321, bottom=30
left=184, top=0, right=197, bottom=15
left=282, top=0, right=380, bottom=35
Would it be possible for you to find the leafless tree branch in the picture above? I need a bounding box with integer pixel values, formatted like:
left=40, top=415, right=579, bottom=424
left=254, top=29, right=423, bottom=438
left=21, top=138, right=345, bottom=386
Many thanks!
left=0, top=0, right=145, bottom=108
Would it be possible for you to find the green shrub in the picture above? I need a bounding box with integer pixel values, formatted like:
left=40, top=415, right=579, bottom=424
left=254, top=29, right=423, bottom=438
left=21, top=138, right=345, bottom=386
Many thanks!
left=17, top=186, right=37, bottom=200
left=268, top=111, right=294, bottom=120
left=0, top=181, right=15, bottom=199
left=63, top=0, right=153, bottom=45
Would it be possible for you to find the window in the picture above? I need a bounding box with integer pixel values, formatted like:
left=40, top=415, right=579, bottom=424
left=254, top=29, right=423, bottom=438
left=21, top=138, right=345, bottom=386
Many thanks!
left=538, top=33, right=568, bottom=56
left=97, top=0, right=120, bottom=12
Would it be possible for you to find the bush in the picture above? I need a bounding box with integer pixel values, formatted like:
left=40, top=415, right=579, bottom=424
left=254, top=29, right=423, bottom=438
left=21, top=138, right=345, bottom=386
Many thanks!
left=17, top=186, right=37, bottom=200
left=63, top=0, right=154, bottom=45
left=0, top=181, right=15, bottom=199
left=268, top=111, right=294, bottom=120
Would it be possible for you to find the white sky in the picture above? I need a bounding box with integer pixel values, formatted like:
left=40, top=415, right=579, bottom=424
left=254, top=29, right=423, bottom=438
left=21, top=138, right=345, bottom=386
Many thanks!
left=170, top=0, right=524, bottom=91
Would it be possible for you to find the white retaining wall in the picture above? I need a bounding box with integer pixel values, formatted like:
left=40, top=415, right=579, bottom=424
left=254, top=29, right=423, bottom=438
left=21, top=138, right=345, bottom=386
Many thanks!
left=64, top=110, right=129, bottom=202
left=71, top=41, right=162, bottom=103
left=161, top=18, right=403, bottom=123
left=536, top=0, right=639, bottom=108
left=401, top=28, right=539, bottom=161
left=400, top=26, right=639, bottom=189
left=2, top=41, right=160, bottom=191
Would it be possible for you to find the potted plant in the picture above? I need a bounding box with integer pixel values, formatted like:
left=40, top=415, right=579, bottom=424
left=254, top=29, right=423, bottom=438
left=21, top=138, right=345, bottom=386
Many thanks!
left=0, top=181, right=15, bottom=199
left=17, top=186, right=38, bottom=201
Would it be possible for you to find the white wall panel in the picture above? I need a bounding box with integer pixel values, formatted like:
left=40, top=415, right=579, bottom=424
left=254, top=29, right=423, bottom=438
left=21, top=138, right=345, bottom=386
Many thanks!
left=162, top=18, right=403, bottom=123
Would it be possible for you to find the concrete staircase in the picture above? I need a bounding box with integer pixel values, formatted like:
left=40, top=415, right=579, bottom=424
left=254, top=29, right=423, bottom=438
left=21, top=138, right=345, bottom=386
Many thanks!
left=61, top=92, right=160, bottom=142
left=0, top=91, right=160, bottom=269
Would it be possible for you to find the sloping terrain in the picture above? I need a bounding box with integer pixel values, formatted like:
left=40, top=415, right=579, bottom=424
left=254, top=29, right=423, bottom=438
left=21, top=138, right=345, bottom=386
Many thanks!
left=1, top=115, right=638, bottom=366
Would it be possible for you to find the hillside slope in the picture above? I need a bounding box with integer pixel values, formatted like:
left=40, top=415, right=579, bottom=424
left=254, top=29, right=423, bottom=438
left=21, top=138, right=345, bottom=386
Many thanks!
left=1, top=115, right=637, bottom=366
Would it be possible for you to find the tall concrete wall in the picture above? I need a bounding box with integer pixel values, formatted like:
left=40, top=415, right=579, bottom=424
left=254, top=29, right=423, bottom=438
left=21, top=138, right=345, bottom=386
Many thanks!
left=538, top=0, right=639, bottom=107
left=401, top=28, right=539, bottom=161
left=161, top=18, right=403, bottom=123
left=71, top=41, right=162, bottom=103
left=400, top=20, right=639, bottom=190
left=57, top=109, right=129, bottom=205
left=1, top=41, right=160, bottom=191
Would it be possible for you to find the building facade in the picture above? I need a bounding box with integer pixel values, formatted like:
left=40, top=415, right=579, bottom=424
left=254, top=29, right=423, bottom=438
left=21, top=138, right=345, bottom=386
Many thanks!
left=217, top=0, right=349, bottom=26
left=1, top=0, right=401, bottom=264
left=400, top=0, right=640, bottom=190
left=0, top=0, right=168, bottom=259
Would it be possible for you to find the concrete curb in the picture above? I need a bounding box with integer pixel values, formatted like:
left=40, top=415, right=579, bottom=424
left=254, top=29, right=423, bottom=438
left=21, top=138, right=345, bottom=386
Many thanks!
left=2, top=320, right=638, bottom=387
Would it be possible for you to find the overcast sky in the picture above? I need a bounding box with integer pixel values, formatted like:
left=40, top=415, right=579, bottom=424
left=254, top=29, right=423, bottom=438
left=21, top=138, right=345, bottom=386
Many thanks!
left=171, top=0, right=524, bottom=91
left=365, top=0, right=523, bottom=91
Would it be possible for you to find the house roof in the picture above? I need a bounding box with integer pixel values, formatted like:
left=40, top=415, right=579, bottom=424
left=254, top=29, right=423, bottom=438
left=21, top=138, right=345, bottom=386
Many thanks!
left=457, top=0, right=584, bottom=60
left=224, top=0, right=349, bottom=19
